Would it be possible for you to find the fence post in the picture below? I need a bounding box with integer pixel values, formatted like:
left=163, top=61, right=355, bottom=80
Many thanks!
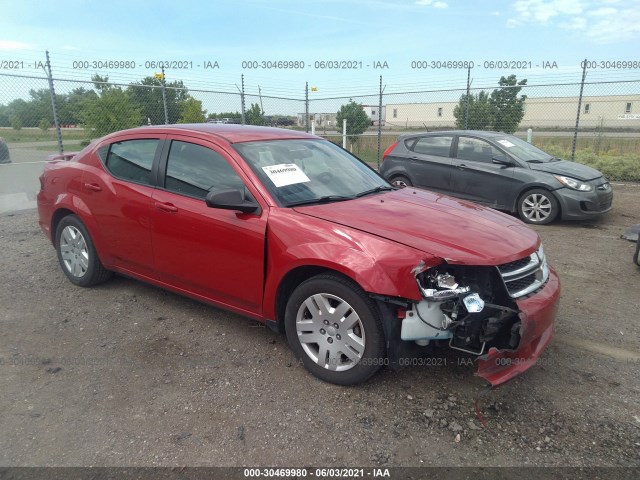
left=342, top=119, right=347, bottom=149
left=161, top=67, right=169, bottom=124
left=241, top=74, right=246, bottom=125
left=464, top=65, right=471, bottom=130
left=305, top=82, right=309, bottom=133
left=571, top=59, right=587, bottom=161
left=45, top=50, right=63, bottom=154
left=377, top=75, right=383, bottom=169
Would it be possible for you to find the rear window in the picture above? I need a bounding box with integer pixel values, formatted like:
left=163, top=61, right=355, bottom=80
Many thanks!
left=408, top=136, right=453, bottom=157
left=104, top=139, right=159, bottom=185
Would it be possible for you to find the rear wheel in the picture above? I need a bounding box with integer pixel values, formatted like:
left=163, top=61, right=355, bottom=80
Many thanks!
left=517, top=189, right=559, bottom=225
left=285, top=274, right=385, bottom=385
left=391, top=175, right=412, bottom=188
left=635, top=239, right=640, bottom=267
left=55, top=215, right=112, bottom=287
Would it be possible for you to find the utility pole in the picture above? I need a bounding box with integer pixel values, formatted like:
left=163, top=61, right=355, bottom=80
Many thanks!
left=45, top=50, right=63, bottom=154
left=571, top=60, right=588, bottom=161
left=464, top=65, right=471, bottom=130
left=161, top=67, right=169, bottom=124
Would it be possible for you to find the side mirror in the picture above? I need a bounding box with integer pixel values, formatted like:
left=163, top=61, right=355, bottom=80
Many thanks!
left=205, top=188, right=260, bottom=214
left=492, top=155, right=516, bottom=167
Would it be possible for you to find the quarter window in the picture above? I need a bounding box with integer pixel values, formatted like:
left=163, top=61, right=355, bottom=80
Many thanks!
left=105, top=139, right=158, bottom=185
left=456, top=137, right=503, bottom=163
left=164, top=141, right=245, bottom=199
left=410, top=136, right=453, bottom=157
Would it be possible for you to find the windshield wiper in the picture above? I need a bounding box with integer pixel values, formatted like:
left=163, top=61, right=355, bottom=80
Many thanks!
left=526, top=159, right=545, bottom=163
left=355, top=185, right=395, bottom=198
left=287, top=195, right=354, bottom=207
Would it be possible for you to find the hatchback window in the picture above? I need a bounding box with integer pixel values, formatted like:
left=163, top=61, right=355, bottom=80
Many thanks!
left=456, top=137, right=503, bottom=163
left=105, top=139, right=158, bottom=185
left=164, top=141, right=245, bottom=199
left=410, top=136, right=453, bottom=157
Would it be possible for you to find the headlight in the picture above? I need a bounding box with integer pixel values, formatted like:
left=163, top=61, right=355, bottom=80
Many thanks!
left=554, top=175, right=593, bottom=192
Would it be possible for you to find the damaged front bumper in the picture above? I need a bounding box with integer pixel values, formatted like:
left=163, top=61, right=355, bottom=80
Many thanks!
left=395, top=248, right=560, bottom=388
left=476, top=267, right=560, bottom=387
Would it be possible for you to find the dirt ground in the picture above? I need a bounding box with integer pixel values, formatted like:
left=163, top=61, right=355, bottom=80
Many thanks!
left=0, top=184, right=638, bottom=469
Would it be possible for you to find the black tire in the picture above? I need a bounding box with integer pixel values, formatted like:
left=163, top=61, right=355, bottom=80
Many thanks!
left=285, top=274, right=385, bottom=385
left=391, top=175, right=412, bottom=188
left=55, top=214, right=112, bottom=287
left=517, top=188, right=559, bottom=225
left=634, top=239, right=640, bottom=267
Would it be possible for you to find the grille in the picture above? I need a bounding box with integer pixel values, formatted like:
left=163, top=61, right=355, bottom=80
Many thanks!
left=497, top=247, right=549, bottom=298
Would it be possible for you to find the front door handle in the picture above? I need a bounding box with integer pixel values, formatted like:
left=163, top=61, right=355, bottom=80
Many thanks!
left=456, top=163, right=467, bottom=170
left=154, top=202, right=178, bottom=213
left=84, top=183, right=102, bottom=192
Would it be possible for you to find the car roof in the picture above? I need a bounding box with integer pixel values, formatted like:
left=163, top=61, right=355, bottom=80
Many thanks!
left=108, top=124, right=319, bottom=144
left=399, top=130, right=508, bottom=139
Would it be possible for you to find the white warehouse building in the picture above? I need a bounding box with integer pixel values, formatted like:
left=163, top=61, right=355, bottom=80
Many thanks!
left=384, top=95, right=640, bottom=130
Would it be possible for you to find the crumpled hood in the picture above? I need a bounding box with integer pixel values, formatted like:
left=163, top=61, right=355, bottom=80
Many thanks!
left=529, top=159, right=603, bottom=181
left=294, top=188, right=539, bottom=265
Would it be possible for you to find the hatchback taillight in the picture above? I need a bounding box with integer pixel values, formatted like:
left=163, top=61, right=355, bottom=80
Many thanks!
left=382, top=141, right=398, bottom=162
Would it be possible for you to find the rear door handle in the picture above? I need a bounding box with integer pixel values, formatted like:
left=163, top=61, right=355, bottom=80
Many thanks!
left=154, top=202, right=178, bottom=213
left=84, top=183, right=102, bottom=192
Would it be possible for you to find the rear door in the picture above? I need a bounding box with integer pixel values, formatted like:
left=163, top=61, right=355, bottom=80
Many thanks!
left=405, top=135, right=454, bottom=192
left=150, top=136, right=267, bottom=315
left=450, top=135, right=517, bottom=208
left=81, top=135, right=163, bottom=275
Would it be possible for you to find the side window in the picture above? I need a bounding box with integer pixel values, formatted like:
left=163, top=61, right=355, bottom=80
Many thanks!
left=164, top=141, right=245, bottom=199
left=456, top=137, right=502, bottom=163
left=411, top=136, right=453, bottom=158
left=104, top=139, right=158, bottom=185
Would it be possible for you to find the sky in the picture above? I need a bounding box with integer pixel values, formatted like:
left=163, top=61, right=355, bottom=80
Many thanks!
left=1, top=0, right=639, bottom=105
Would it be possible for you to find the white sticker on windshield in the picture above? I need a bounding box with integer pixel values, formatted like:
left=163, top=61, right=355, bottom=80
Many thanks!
left=262, top=164, right=311, bottom=187
left=497, top=140, right=515, bottom=148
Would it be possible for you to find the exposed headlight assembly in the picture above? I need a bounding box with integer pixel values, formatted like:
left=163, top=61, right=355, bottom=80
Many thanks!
left=554, top=175, right=593, bottom=192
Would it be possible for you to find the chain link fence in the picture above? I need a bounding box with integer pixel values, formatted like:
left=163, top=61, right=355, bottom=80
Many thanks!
left=1, top=62, right=639, bottom=213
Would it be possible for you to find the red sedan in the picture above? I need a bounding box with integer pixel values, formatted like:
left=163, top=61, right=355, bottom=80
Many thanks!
left=37, top=124, right=559, bottom=387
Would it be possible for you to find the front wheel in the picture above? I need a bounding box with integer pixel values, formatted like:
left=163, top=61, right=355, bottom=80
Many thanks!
left=517, top=189, right=559, bottom=225
left=285, top=274, right=385, bottom=385
left=55, top=215, right=112, bottom=287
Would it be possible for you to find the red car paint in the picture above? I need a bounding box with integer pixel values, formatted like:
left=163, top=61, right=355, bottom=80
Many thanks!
left=37, top=124, right=560, bottom=386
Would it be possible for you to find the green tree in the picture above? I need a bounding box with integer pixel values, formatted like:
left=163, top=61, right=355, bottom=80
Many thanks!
left=245, top=103, right=265, bottom=126
left=39, top=117, right=50, bottom=132
left=81, top=87, right=143, bottom=137
left=179, top=96, right=206, bottom=123
left=336, top=100, right=370, bottom=137
left=453, top=90, right=494, bottom=130
left=490, top=75, right=527, bottom=134
left=10, top=115, right=22, bottom=131
left=128, top=77, right=189, bottom=125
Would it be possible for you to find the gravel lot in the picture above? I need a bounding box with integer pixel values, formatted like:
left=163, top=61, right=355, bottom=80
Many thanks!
left=0, top=185, right=638, bottom=468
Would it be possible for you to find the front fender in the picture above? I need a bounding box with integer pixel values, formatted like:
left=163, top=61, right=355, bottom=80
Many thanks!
left=262, top=209, right=441, bottom=319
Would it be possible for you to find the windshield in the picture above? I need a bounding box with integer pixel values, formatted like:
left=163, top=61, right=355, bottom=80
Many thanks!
left=233, top=139, right=391, bottom=206
left=494, top=135, right=556, bottom=163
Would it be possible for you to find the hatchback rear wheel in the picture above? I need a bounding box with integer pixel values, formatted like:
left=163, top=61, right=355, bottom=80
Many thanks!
left=285, top=274, right=385, bottom=385
left=391, top=175, right=412, bottom=188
